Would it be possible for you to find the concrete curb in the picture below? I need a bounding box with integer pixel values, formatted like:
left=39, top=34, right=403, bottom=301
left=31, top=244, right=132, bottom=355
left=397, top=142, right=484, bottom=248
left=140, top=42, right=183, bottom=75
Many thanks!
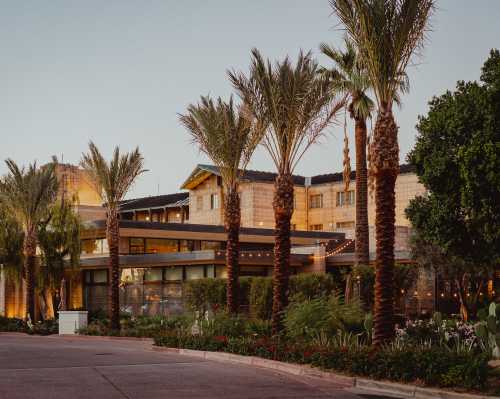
left=153, top=346, right=498, bottom=399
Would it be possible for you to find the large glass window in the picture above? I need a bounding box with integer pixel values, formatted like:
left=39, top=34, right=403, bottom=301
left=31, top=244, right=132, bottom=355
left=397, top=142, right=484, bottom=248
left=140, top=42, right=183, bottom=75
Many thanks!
left=185, top=265, right=205, bottom=280
left=200, top=241, right=223, bottom=251
left=145, top=238, right=178, bottom=254
left=130, top=238, right=145, bottom=254
left=81, top=239, right=109, bottom=256
left=164, top=266, right=183, bottom=281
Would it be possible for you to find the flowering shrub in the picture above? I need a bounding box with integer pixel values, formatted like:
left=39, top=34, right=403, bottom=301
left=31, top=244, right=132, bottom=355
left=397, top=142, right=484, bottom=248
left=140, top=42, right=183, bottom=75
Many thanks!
left=396, top=317, right=478, bottom=351
left=153, top=332, right=489, bottom=390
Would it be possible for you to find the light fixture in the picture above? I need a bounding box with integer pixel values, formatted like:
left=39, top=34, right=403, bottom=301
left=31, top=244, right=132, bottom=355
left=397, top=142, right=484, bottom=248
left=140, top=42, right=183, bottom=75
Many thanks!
left=258, top=221, right=264, bottom=226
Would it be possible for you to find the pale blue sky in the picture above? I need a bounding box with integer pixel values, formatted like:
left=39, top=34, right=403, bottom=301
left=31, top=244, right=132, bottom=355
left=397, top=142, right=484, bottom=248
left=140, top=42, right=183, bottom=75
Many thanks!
left=1, top=1, right=499, bottom=198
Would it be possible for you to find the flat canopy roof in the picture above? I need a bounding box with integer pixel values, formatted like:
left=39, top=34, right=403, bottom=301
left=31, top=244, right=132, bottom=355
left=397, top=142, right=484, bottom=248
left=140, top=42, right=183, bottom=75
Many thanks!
left=83, top=220, right=345, bottom=246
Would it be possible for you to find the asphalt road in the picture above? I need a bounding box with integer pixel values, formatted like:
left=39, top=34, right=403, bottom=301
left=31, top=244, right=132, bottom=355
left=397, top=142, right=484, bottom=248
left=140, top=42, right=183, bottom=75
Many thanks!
left=0, top=334, right=390, bottom=399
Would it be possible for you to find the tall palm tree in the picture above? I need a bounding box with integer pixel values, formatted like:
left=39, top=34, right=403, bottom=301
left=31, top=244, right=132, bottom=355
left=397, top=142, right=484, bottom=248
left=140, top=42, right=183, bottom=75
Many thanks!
left=179, top=95, right=264, bottom=314
left=229, top=49, right=344, bottom=333
left=331, top=0, right=434, bottom=345
left=320, top=38, right=374, bottom=266
left=81, top=142, right=145, bottom=331
left=0, top=160, right=58, bottom=322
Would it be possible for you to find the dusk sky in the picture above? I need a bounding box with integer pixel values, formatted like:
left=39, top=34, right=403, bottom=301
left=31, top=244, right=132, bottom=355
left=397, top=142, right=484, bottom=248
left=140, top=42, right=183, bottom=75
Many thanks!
left=1, top=1, right=499, bottom=198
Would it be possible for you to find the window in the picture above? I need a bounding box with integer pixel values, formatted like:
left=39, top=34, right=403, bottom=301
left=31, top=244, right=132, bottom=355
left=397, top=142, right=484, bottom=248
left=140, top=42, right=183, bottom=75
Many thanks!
left=210, top=193, right=219, bottom=209
left=196, top=196, right=203, bottom=211
left=336, top=221, right=355, bottom=229
left=310, top=224, right=323, bottom=231
left=81, top=239, right=109, bottom=255
left=145, top=238, right=178, bottom=253
left=309, top=194, right=323, bottom=209
left=129, top=238, right=145, bottom=254
left=185, top=265, right=205, bottom=280
left=336, top=190, right=355, bottom=207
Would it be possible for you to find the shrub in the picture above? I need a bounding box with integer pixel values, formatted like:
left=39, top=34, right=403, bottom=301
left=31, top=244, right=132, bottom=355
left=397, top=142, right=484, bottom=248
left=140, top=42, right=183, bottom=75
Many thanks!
left=284, top=294, right=365, bottom=342
left=28, top=319, right=58, bottom=335
left=184, top=278, right=226, bottom=312
left=289, top=273, right=338, bottom=302
left=248, top=277, right=273, bottom=319
left=0, top=316, right=27, bottom=332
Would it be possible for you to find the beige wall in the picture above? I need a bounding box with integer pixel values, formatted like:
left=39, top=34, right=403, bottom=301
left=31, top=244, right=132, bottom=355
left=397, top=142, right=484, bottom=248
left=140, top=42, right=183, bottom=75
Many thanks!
left=188, top=172, right=425, bottom=231
left=188, top=175, right=224, bottom=225
left=55, top=164, right=102, bottom=207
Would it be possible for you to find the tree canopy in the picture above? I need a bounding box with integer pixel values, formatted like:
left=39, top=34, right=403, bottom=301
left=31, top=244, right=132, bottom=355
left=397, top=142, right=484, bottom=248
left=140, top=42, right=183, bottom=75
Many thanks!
left=407, top=49, right=500, bottom=267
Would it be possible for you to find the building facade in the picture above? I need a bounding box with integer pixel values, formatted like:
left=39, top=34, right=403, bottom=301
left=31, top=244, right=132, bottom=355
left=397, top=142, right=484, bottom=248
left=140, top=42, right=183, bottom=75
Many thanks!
left=1, top=162, right=437, bottom=319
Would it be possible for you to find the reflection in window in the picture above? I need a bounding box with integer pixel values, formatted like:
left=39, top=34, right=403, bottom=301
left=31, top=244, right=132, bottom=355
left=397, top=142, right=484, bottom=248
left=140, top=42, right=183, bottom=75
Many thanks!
left=81, top=239, right=109, bottom=255
left=165, top=266, right=183, bottom=281
left=144, top=268, right=163, bottom=281
left=185, top=266, right=204, bottom=280
left=130, top=238, right=145, bottom=254
left=145, top=238, right=178, bottom=253
left=216, top=266, right=228, bottom=279
left=200, top=241, right=222, bottom=251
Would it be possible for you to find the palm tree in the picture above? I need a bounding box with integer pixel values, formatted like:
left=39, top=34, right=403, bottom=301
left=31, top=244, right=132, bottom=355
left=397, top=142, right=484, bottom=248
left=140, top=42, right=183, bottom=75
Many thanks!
left=331, top=0, right=434, bottom=345
left=229, top=49, right=344, bottom=334
left=81, top=142, right=145, bottom=331
left=320, top=38, right=374, bottom=267
left=179, top=96, right=264, bottom=314
left=0, top=160, right=58, bottom=322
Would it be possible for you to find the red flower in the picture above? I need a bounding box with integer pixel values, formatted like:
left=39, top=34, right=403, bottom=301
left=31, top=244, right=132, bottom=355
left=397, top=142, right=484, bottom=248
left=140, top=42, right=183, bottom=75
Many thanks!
left=213, top=335, right=228, bottom=344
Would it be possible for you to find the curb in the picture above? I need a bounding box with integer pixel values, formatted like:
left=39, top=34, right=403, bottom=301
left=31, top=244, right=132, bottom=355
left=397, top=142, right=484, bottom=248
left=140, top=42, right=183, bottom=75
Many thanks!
left=153, top=346, right=498, bottom=399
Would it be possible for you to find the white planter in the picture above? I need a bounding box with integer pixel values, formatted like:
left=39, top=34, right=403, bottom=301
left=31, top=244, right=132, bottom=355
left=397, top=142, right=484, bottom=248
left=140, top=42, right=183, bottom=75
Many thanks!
left=58, top=311, right=88, bottom=335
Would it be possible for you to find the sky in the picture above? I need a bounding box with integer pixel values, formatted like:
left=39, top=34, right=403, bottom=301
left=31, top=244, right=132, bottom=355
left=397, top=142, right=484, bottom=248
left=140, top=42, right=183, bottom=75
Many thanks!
left=1, top=1, right=499, bottom=198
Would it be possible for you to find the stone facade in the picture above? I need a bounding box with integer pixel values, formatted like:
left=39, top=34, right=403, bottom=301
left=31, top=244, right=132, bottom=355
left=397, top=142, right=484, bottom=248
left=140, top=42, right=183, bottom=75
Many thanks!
left=187, top=168, right=426, bottom=232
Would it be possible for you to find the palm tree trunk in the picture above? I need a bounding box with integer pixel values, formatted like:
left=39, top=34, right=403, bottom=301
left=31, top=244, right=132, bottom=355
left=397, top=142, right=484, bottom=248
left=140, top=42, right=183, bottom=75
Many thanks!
left=23, top=231, right=37, bottom=322
left=355, top=117, right=369, bottom=265
left=271, top=173, right=294, bottom=335
left=224, top=189, right=240, bottom=314
left=372, top=107, right=399, bottom=346
left=106, top=210, right=120, bottom=331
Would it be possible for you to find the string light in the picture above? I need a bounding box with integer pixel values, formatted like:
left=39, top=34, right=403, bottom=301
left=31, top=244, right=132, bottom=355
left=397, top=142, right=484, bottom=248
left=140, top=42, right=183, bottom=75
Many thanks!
left=312, top=239, right=355, bottom=260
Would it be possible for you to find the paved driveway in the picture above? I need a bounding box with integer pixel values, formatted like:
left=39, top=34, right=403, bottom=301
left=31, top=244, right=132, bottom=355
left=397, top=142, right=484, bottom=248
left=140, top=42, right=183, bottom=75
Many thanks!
left=0, top=334, right=386, bottom=399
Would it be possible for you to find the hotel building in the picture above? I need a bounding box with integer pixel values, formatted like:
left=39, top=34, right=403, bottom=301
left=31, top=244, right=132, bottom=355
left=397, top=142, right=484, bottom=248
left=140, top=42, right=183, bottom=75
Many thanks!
left=1, top=163, right=433, bottom=318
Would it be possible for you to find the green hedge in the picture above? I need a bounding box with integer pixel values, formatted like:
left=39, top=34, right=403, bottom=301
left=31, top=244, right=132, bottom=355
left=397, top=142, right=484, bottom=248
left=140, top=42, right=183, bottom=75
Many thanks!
left=154, top=333, right=489, bottom=391
left=184, top=274, right=339, bottom=317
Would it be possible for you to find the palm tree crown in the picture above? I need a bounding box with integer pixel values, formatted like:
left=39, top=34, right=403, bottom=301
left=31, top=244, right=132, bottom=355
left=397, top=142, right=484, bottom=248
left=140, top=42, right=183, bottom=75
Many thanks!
left=229, top=48, right=345, bottom=175
left=0, top=159, right=58, bottom=235
left=179, top=95, right=263, bottom=192
left=80, top=142, right=146, bottom=212
left=320, top=38, right=374, bottom=121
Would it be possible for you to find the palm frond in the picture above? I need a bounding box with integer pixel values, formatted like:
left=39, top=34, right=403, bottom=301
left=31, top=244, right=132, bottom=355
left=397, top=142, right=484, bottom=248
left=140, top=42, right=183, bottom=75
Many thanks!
left=179, top=95, right=264, bottom=192
left=229, top=49, right=345, bottom=175
left=80, top=142, right=146, bottom=211
left=330, top=0, right=434, bottom=109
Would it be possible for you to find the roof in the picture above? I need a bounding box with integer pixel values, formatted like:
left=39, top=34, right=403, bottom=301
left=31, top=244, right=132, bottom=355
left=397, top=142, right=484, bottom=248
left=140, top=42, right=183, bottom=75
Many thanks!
left=86, top=219, right=345, bottom=242
left=180, top=164, right=305, bottom=189
left=119, top=192, right=189, bottom=212
left=182, top=163, right=416, bottom=189
left=311, top=164, right=416, bottom=185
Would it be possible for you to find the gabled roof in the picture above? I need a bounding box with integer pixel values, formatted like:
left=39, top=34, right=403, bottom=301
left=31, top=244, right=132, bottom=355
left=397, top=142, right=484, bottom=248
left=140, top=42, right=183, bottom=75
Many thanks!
left=181, top=163, right=416, bottom=189
left=181, top=164, right=305, bottom=189
left=119, top=192, right=189, bottom=212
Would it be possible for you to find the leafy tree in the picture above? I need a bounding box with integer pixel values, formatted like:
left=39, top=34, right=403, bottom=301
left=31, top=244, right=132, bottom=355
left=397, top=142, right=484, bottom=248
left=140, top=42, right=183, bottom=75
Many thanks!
left=229, top=49, right=344, bottom=334
left=0, top=160, right=58, bottom=321
left=81, top=142, right=146, bottom=331
left=0, top=205, right=24, bottom=284
left=407, top=49, right=500, bottom=321
left=179, top=95, right=263, bottom=313
left=37, top=200, right=81, bottom=319
left=320, top=38, right=374, bottom=266
left=331, top=0, right=435, bottom=345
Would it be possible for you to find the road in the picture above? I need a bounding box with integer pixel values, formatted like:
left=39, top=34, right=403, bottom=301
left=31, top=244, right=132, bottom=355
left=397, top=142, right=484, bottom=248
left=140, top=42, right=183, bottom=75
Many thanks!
left=0, top=333, right=390, bottom=399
